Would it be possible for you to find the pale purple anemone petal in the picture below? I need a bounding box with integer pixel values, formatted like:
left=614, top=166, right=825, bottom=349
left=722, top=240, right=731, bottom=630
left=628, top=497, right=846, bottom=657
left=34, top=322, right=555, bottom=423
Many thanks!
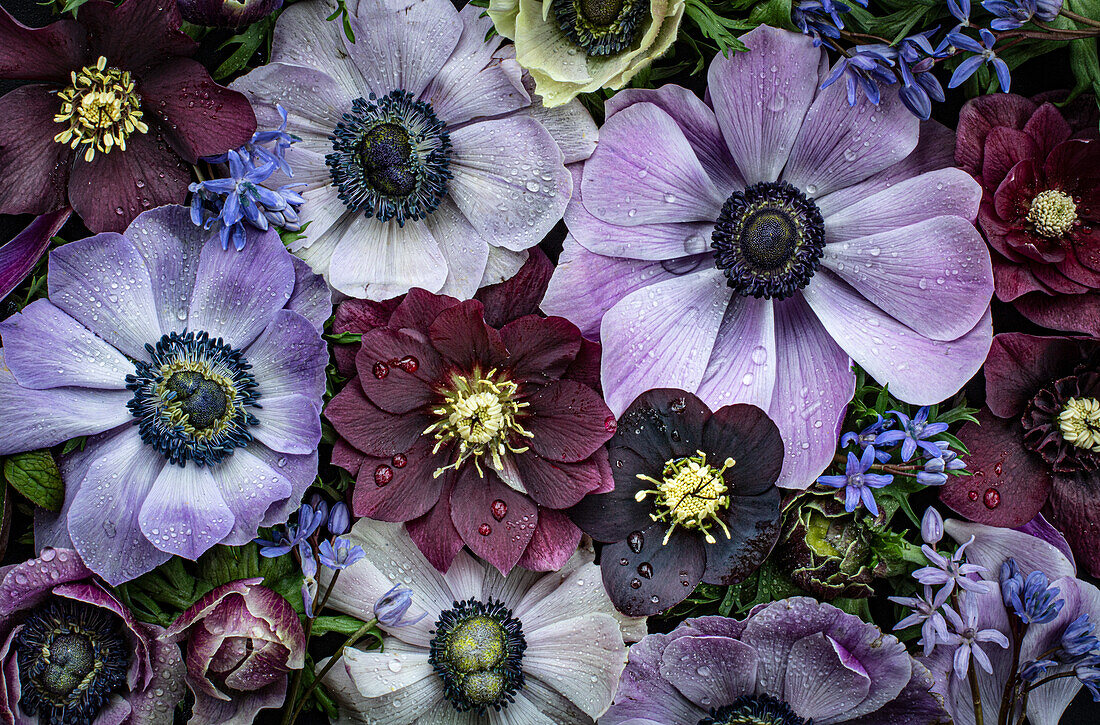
left=820, top=215, right=993, bottom=341
left=658, top=635, right=759, bottom=708
left=286, top=256, right=333, bottom=332
left=766, top=295, right=854, bottom=489
left=599, top=268, right=731, bottom=415
left=783, top=633, right=872, bottom=721
left=266, top=0, right=365, bottom=101
left=424, top=196, right=491, bottom=300
left=0, top=548, right=90, bottom=621
left=1016, top=513, right=1076, bottom=572
left=139, top=461, right=235, bottom=560
left=581, top=103, right=725, bottom=226
left=47, top=232, right=162, bottom=360
left=328, top=215, right=447, bottom=300
left=943, top=518, right=1077, bottom=587
left=782, top=73, right=919, bottom=199
left=212, top=449, right=294, bottom=546
left=601, top=633, right=707, bottom=724
left=0, top=300, right=130, bottom=390
left=708, top=25, right=823, bottom=185
left=123, top=205, right=206, bottom=336
left=246, top=309, right=327, bottom=401
left=293, top=185, right=355, bottom=256
left=230, top=63, right=352, bottom=145
left=802, top=271, right=992, bottom=405
left=696, top=295, right=776, bottom=411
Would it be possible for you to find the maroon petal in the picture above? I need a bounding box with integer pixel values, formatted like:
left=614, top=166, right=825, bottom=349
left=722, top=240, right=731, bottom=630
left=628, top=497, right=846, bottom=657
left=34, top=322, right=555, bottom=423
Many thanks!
left=0, top=86, right=73, bottom=216
left=80, top=0, right=196, bottom=72
left=568, top=445, right=655, bottom=542
left=334, top=297, right=402, bottom=336
left=955, top=93, right=1036, bottom=175
left=525, top=380, right=614, bottom=463
left=940, top=409, right=1052, bottom=527
left=513, top=453, right=605, bottom=509
left=67, top=130, right=189, bottom=232
left=331, top=438, right=365, bottom=477
left=387, top=288, right=460, bottom=335
left=702, top=404, right=784, bottom=497
left=0, top=208, right=71, bottom=302
left=981, top=127, right=1039, bottom=187
left=428, top=299, right=507, bottom=371
left=1022, top=102, right=1072, bottom=154
left=352, top=437, right=445, bottom=522
left=992, top=254, right=1046, bottom=302
left=1013, top=290, right=1100, bottom=336
left=355, top=327, right=443, bottom=414
left=324, top=379, right=431, bottom=457
left=702, top=488, right=782, bottom=586
left=139, top=58, right=256, bottom=164
left=450, top=467, right=537, bottom=575
left=563, top=337, right=602, bottom=391
left=1030, top=261, right=1089, bottom=295
left=501, top=315, right=582, bottom=381
left=984, top=333, right=1084, bottom=418
left=515, top=508, right=582, bottom=572
left=600, top=522, right=706, bottom=616
left=475, top=247, right=553, bottom=328
left=1048, top=471, right=1100, bottom=577
left=407, top=472, right=465, bottom=573
left=0, top=7, right=87, bottom=82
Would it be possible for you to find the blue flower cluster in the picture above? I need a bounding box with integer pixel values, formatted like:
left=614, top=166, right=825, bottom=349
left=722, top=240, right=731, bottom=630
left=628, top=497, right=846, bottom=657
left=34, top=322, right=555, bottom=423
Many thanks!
left=190, top=106, right=306, bottom=251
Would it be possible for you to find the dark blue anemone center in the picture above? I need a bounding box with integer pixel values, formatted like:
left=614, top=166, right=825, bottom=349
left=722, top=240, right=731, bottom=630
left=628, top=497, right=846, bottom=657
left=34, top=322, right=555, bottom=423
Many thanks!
left=15, top=599, right=129, bottom=725
left=699, top=694, right=811, bottom=725
left=551, top=0, right=647, bottom=56
left=165, top=370, right=228, bottom=430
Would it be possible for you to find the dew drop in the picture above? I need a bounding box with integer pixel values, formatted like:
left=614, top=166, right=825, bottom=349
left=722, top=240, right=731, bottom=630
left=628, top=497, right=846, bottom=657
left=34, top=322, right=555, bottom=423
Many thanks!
left=478, top=523, right=492, bottom=536
left=627, top=530, right=645, bottom=553
left=629, top=578, right=642, bottom=589
left=983, top=488, right=1000, bottom=509
left=374, top=465, right=393, bottom=487
left=604, top=415, right=617, bottom=433
left=391, top=453, right=407, bottom=468
left=967, top=490, right=979, bottom=502
left=372, top=362, right=389, bottom=379
left=491, top=499, right=508, bottom=521
left=396, top=355, right=418, bottom=373
left=637, top=562, right=654, bottom=579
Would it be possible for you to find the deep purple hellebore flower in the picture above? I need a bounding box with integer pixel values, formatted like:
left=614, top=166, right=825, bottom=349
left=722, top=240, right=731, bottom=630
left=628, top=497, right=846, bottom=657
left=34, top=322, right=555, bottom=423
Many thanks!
left=177, top=0, right=284, bottom=28
left=542, top=25, right=994, bottom=490
left=601, top=598, right=948, bottom=724
left=0, top=0, right=256, bottom=233
left=0, top=205, right=332, bottom=585
left=0, top=547, right=185, bottom=725
left=165, top=578, right=306, bottom=725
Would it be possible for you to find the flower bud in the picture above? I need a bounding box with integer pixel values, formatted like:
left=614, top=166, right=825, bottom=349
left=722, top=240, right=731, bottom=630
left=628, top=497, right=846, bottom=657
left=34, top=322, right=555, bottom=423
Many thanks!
left=917, top=471, right=948, bottom=487
left=328, top=501, right=351, bottom=535
left=374, top=584, right=425, bottom=627
left=921, top=507, right=944, bottom=546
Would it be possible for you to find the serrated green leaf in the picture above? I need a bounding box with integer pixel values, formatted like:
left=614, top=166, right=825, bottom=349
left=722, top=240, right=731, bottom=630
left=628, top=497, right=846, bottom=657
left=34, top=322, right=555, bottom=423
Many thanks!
left=4, top=450, right=64, bottom=512
left=312, top=614, right=372, bottom=637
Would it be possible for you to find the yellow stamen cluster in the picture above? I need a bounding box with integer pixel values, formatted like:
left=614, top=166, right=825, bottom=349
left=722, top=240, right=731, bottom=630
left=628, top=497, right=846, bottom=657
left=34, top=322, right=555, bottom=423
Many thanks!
left=635, top=450, right=736, bottom=545
left=53, top=56, right=149, bottom=162
left=425, top=369, right=533, bottom=478
left=1027, top=189, right=1078, bottom=238
left=1059, top=397, right=1100, bottom=453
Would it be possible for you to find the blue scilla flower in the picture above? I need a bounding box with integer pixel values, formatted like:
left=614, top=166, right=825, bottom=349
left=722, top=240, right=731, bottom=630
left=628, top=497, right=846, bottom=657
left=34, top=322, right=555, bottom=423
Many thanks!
left=818, top=445, right=894, bottom=515
left=898, top=56, right=946, bottom=120
left=840, top=415, right=894, bottom=462
left=948, top=0, right=972, bottom=23
left=1000, top=561, right=1064, bottom=624
left=821, top=44, right=899, bottom=105
left=373, top=584, right=428, bottom=628
left=318, top=536, right=366, bottom=570
left=947, top=28, right=1012, bottom=92
left=982, top=0, right=1063, bottom=30
left=1060, top=614, right=1100, bottom=661
left=792, top=0, right=868, bottom=45
left=1077, top=655, right=1100, bottom=700
left=876, top=407, right=949, bottom=462
left=206, top=105, right=299, bottom=177
left=255, top=503, right=326, bottom=557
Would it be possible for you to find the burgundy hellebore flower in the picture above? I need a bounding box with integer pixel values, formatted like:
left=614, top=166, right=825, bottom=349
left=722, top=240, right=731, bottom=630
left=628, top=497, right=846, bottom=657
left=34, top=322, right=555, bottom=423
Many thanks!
left=165, top=578, right=306, bottom=725
left=325, top=251, right=616, bottom=576
left=176, top=0, right=284, bottom=28
left=956, top=92, right=1100, bottom=335
left=941, top=333, right=1100, bottom=576
left=0, top=0, right=256, bottom=233
left=0, top=548, right=185, bottom=725
left=569, top=389, right=784, bottom=616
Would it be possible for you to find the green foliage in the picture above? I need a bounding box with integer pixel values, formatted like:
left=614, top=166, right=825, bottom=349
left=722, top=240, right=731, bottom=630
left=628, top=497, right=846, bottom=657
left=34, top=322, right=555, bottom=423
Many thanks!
left=326, top=0, right=357, bottom=44
left=3, top=450, right=64, bottom=512
left=214, top=14, right=279, bottom=80
left=720, top=559, right=809, bottom=617
left=1066, top=0, right=1100, bottom=114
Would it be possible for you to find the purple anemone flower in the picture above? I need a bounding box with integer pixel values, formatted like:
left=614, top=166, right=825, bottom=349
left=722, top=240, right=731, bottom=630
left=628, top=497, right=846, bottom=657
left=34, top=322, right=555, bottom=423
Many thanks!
left=602, top=597, right=948, bottom=725
left=542, top=25, right=994, bottom=490
left=230, top=0, right=597, bottom=300
left=0, top=547, right=185, bottom=725
left=0, top=205, right=332, bottom=585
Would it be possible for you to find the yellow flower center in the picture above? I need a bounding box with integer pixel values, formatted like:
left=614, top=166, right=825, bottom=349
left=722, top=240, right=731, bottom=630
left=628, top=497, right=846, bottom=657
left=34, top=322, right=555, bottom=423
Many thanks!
left=425, top=370, right=533, bottom=478
left=635, top=451, right=735, bottom=545
left=1027, top=189, right=1077, bottom=238
left=53, top=56, right=148, bottom=163
left=1058, top=397, right=1100, bottom=453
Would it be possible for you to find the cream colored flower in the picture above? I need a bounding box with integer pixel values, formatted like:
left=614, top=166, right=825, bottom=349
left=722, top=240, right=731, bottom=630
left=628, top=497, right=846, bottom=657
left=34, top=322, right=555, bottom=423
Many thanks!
left=488, top=0, right=685, bottom=107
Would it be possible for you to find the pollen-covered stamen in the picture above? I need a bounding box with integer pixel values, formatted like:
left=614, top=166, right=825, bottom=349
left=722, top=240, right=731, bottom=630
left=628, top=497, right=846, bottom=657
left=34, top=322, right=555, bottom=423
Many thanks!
left=424, top=369, right=533, bottom=479
left=15, top=599, right=130, bottom=725
left=53, top=56, right=149, bottom=163
left=326, top=90, right=451, bottom=225
left=635, top=450, right=736, bottom=545
left=699, top=694, right=810, bottom=725
left=126, top=330, right=260, bottom=467
left=1059, top=397, right=1100, bottom=453
left=429, top=599, right=527, bottom=713
left=711, top=181, right=825, bottom=300
left=551, top=0, right=649, bottom=56
left=1027, top=189, right=1078, bottom=238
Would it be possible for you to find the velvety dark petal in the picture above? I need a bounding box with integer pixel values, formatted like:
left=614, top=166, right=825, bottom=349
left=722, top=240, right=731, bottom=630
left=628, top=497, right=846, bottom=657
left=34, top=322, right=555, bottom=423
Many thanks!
left=1023, top=102, right=1073, bottom=155
left=324, top=379, right=431, bottom=457
left=67, top=130, right=190, bottom=233
left=525, top=380, right=614, bottom=463
left=955, top=93, right=1037, bottom=176
left=940, top=409, right=1052, bottom=527
left=984, top=333, right=1086, bottom=418
left=614, top=388, right=712, bottom=463
left=501, top=315, right=582, bottom=382
left=355, top=327, right=444, bottom=415
left=475, top=246, right=554, bottom=328
left=702, top=488, right=782, bottom=586
left=1049, top=471, right=1100, bottom=577
left=450, top=467, right=537, bottom=575
left=333, top=297, right=402, bottom=336
left=563, top=337, right=602, bottom=392
left=353, top=437, right=446, bottom=523
left=568, top=445, right=656, bottom=542
left=982, top=127, right=1039, bottom=188
left=427, top=298, right=507, bottom=371
left=139, top=58, right=256, bottom=164
left=386, top=287, right=459, bottom=336
left=0, top=208, right=71, bottom=302
left=0, top=86, right=73, bottom=216
left=1013, top=290, right=1100, bottom=337
left=515, top=508, right=583, bottom=572
left=0, top=6, right=87, bottom=82
left=406, top=471, right=465, bottom=573
left=80, top=0, right=196, bottom=71
left=331, top=438, right=365, bottom=477
left=703, top=403, right=784, bottom=497
left=513, top=453, right=606, bottom=509
left=600, top=522, right=706, bottom=616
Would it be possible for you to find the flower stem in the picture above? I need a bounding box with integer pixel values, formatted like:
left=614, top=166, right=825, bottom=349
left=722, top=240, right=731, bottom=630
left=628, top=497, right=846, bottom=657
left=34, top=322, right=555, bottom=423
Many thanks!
left=285, top=617, right=379, bottom=725
left=970, top=653, right=985, bottom=725
left=1026, top=671, right=1079, bottom=690
left=1060, top=8, right=1100, bottom=28
left=996, top=616, right=1025, bottom=725
left=280, top=569, right=342, bottom=725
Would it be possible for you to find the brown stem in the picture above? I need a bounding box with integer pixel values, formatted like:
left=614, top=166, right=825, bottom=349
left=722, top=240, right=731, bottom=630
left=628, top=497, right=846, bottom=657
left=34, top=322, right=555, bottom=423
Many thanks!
left=969, top=654, right=986, bottom=725
left=1060, top=8, right=1100, bottom=28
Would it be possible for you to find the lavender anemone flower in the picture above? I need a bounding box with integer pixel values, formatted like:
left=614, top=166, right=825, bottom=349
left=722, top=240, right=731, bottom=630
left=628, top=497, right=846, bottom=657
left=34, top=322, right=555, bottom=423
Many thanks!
left=316, top=519, right=646, bottom=723
left=601, top=598, right=948, bottom=725
left=0, top=205, right=332, bottom=585
left=230, top=0, right=598, bottom=299
left=165, top=578, right=306, bottom=725
left=542, top=25, right=993, bottom=489
left=0, top=548, right=185, bottom=725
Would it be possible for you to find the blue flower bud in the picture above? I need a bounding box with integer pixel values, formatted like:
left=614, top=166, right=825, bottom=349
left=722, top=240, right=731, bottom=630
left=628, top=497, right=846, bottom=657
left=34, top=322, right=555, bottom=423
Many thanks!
left=374, top=584, right=426, bottom=628
left=921, top=507, right=943, bottom=546
left=328, top=502, right=351, bottom=535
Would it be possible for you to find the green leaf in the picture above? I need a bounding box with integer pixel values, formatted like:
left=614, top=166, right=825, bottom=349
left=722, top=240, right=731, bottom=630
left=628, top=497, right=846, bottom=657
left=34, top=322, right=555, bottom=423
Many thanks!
left=213, top=16, right=276, bottom=80
left=312, top=614, right=373, bottom=637
left=747, top=0, right=793, bottom=29
left=325, top=332, right=363, bottom=344
left=4, top=450, right=64, bottom=512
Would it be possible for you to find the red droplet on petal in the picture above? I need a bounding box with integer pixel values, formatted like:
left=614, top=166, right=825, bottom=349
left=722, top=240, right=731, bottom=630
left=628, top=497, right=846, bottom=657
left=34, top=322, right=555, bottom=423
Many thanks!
left=604, top=415, right=618, bottom=433
left=372, top=362, right=389, bottom=379
left=491, top=499, right=508, bottom=521
left=374, top=465, right=393, bottom=487
left=993, top=462, right=1003, bottom=476
left=477, top=523, right=492, bottom=536
left=391, top=453, right=407, bottom=468
left=396, top=355, right=419, bottom=373
left=983, top=488, right=1001, bottom=509
left=967, top=490, right=979, bottom=501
